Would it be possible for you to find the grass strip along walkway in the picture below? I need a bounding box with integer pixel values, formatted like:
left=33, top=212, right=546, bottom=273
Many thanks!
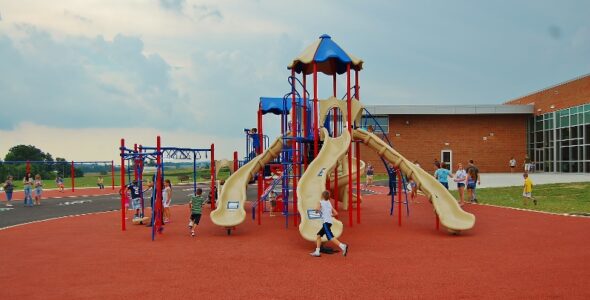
left=450, top=182, right=590, bottom=215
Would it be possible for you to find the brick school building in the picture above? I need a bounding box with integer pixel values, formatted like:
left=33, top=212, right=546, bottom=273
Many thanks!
left=361, top=73, right=590, bottom=174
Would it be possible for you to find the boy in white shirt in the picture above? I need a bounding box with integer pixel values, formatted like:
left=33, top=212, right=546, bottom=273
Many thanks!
left=310, top=190, right=349, bottom=257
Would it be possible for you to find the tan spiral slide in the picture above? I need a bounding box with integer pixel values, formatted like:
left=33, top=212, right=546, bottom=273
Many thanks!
left=352, top=128, right=476, bottom=231
left=297, top=128, right=351, bottom=241
left=210, top=136, right=283, bottom=227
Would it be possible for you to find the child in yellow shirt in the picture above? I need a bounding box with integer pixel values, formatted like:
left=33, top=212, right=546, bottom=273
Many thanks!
left=522, top=173, right=536, bottom=205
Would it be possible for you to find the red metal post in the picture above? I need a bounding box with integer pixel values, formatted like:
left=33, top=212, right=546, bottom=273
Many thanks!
left=138, top=145, right=143, bottom=189
left=346, top=64, right=353, bottom=227
left=397, top=169, right=402, bottom=226
left=210, top=143, right=216, bottom=210
left=111, top=160, right=115, bottom=190
left=133, top=144, right=138, bottom=183
left=333, top=73, right=339, bottom=211
left=313, top=62, right=319, bottom=156
left=333, top=74, right=337, bottom=97
left=155, top=136, right=163, bottom=231
left=257, top=106, right=263, bottom=225
left=436, top=213, right=440, bottom=230
left=302, top=74, right=308, bottom=169
left=120, top=139, right=126, bottom=231
left=233, top=151, right=238, bottom=172
left=355, top=68, right=361, bottom=223
left=291, top=69, right=305, bottom=226
left=356, top=141, right=361, bottom=224
left=291, top=69, right=299, bottom=226
left=71, top=161, right=75, bottom=192
left=355, top=69, right=360, bottom=99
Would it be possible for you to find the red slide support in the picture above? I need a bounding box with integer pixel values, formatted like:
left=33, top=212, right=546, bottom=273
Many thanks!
left=111, top=160, right=115, bottom=190
left=210, top=143, right=216, bottom=210
left=120, top=139, right=126, bottom=231
left=71, top=161, right=75, bottom=192
left=397, top=169, right=402, bottom=226
left=346, top=63, right=353, bottom=227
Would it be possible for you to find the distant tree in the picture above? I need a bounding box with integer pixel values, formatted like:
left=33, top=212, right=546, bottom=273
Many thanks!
left=146, top=159, right=156, bottom=167
left=4, top=145, right=52, bottom=162
left=3, top=145, right=55, bottom=179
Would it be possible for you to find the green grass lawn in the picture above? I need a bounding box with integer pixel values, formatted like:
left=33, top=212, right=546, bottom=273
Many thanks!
left=449, top=182, right=590, bottom=215
left=4, top=168, right=233, bottom=190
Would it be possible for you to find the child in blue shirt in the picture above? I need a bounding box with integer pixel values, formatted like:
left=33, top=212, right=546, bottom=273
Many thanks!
left=434, top=162, right=452, bottom=190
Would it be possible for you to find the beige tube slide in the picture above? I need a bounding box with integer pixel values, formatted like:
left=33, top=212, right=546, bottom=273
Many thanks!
left=210, top=136, right=283, bottom=227
left=352, top=128, right=475, bottom=231
left=297, top=128, right=351, bottom=241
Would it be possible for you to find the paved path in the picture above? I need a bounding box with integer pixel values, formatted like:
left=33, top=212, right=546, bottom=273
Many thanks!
left=0, top=184, right=217, bottom=229
left=375, top=172, right=590, bottom=191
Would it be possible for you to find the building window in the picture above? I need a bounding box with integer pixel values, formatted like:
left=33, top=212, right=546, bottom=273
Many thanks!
left=360, top=115, right=389, bottom=134
left=530, top=103, right=590, bottom=173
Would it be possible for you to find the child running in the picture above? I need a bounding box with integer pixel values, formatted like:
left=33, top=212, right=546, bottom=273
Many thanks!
left=310, top=190, right=349, bottom=257
left=55, top=176, right=65, bottom=192
left=522, top=173, right=536, bottom=206
left=409, top=179, right=418, bottom=202
left=188, top=188, right=205, bottom=237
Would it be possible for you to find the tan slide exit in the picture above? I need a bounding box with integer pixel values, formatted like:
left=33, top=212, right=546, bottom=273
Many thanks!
left=352, top=128, right=475, bottom=231
left=297, top=128, right=351, bottom=241
left=210, top=136, right=283, bottom=228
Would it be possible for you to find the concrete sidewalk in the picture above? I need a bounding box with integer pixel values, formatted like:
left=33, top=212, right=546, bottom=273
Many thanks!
left=447, top=172, right=590, bottom=190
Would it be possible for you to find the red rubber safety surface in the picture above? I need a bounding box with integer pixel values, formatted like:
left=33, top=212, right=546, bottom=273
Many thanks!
left=1, top=187, right=589, bottom=299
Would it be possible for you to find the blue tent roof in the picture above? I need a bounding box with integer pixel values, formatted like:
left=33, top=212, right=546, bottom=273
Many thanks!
left=259, top=97, right=312, bottom=115
left=288, top=34, right=363, bottom=75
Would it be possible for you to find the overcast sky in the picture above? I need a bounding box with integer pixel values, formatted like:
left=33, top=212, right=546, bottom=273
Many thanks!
left=1, top=0, right=589, bottom=162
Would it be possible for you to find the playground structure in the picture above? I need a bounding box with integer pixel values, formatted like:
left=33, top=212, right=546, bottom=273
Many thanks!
left=0, top=160, right=115, bottom=191
left=119, top=137, right=217, bottom=240
left=210, top=34, right=476, bottom=238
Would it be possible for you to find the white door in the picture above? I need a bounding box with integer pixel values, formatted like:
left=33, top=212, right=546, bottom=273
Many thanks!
left=441, top=150, right=452, bottom=170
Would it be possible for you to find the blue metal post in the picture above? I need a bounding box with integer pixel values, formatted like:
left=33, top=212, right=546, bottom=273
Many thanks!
left=193, top=153, right=197, bottom=195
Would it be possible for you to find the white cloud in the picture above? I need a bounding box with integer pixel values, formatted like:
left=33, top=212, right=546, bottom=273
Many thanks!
left=0, top=122, right=242, bottom=162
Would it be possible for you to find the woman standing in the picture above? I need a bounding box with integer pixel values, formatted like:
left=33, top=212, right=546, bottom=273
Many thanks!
left=162, top=179, right=172, bottom=223
left=454, top=163, right=467, bottom=205
left=23, top=173, right=33, bottom=207
left=34, top=174, right=43, bottom=205
left=3, top=176, right=14, bottom=207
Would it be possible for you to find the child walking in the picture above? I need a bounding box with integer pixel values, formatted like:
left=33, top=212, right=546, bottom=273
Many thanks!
left=3, top=176, right=14, bottom=207
left=162, top=179, right=172, bottom=223
left=522, top=173, right=536, bottom=205
left=310, top=190, right=349, bottom=257
left=23, top=173, right=33, bottom=207
left=34, top=174, right=43, bottom=205
left=188, top=188, right=205, bottom=237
